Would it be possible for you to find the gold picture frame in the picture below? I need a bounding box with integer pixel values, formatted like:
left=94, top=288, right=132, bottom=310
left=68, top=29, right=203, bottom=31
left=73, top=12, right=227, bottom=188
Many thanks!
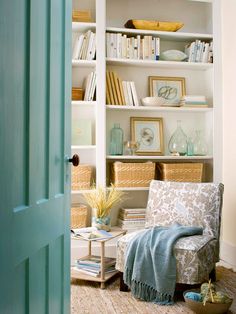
left=130, top=117, right=164, bottom=155
left=149, top=76, right=186, bottom=104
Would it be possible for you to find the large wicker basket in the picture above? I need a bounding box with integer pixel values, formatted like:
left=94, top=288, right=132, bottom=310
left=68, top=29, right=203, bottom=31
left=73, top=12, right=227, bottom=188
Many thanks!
left=71, top=165, right=93, bottom=190
left=71, top=204, right=88, bottom=229
left=111, top=162, right=155, bottom=187
left=158, top=163, right=203, bottom=183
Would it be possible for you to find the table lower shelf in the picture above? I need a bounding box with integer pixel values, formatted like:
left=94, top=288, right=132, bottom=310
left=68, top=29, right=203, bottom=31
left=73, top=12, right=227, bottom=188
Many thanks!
left=71, top=267, right=119, bottom=283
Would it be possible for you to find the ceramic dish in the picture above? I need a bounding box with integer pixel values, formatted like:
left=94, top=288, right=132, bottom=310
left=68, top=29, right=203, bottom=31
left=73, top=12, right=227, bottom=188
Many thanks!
left=141, top=97, right=166, bottom=107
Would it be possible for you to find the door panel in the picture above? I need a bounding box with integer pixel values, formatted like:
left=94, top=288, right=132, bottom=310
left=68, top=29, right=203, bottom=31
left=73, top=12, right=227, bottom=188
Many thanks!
left=0, top=0, right=72, bottom=313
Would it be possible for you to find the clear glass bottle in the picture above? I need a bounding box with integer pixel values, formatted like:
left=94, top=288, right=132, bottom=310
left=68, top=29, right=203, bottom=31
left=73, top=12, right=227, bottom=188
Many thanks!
left=168, top=120, right=187, bottom=156
left=109, top=123, right=124, bottom=155
left=193, top=130, right=208, bottom=156
left=187, top=137, right=194, bottom=156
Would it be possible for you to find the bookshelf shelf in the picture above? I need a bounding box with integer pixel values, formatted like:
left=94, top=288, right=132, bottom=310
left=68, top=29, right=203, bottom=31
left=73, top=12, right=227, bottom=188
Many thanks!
left=72, top=22, right=96, bottom=32
left=72, top=100, right=96, bottom=107
left=106, top=58, right=213, bottom=70
left=71, top=189, right=95, bottom=195
left=106, top=27, right=213, bottom=42
left=106, top=105, right=212, bottom=113
left=106, top=155, right=213, bottom=160
left=107, top=187, right=149, bottom=191
left=72, top=60, right=96, bottom=67
left=71, top=145, right=96, bottom=150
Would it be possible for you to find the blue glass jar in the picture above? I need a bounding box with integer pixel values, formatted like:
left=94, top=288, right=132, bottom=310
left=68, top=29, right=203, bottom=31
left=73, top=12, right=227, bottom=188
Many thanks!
left=109, top=123, right=124, bottom=155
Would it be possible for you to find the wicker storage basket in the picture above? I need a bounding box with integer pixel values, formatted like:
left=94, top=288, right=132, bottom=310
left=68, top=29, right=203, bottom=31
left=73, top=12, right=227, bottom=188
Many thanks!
left=71, top=204, right=88, bottom=229
left=158, top=163, right=203, bottom=183
left=111, top=162, right=155, bottom=187
left=71, top=165, right=93, bottom=190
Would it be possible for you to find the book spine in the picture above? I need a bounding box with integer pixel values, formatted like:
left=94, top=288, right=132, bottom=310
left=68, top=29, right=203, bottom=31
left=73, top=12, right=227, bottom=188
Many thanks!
left=122, top=81, right=129, bottom=106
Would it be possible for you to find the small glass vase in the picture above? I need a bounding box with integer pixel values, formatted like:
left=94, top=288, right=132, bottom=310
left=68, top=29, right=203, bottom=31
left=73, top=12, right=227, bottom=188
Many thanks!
left=109, top=123, right=124, bottom=155
left=193, top=130, right=208, bottom=156
left=91, top=208, right=111, bottom=231
left=168, top=120, right=187, bottom=156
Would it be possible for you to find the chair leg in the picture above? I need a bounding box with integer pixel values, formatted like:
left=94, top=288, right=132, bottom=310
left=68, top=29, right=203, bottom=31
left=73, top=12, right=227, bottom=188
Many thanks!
left=209, top=266, right=216, bottom=282
left=119, top=272, right=129, bottom=292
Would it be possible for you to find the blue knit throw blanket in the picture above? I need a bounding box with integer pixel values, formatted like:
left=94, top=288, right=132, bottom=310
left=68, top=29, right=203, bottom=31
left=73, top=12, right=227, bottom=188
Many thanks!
left=124, top=223, right=203, bottom=305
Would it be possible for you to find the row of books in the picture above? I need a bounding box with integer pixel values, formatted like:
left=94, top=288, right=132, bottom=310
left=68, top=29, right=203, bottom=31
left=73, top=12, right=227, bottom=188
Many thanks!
left=106, top=33, right=160, bottom=60
left=83, top=71, right=96, bottom=101
left=180, top=95, right=208, bottom=108
left=117, top=208, right=146, bottom=233
left=185, top=40, right=213, bottom=63
left=73, top=255, right=116, bottom=277
left=72, top=30, right=96, bottom=60
left=106, top=71, right=139, bottom=106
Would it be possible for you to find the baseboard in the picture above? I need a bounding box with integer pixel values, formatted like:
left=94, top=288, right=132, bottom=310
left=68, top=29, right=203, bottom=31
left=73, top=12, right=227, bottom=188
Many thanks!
left=220, top=240, right=236, bottom=271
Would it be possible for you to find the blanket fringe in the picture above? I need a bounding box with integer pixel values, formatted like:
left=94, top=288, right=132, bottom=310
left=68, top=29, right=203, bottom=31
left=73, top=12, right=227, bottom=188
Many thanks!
left=124, top=268, right=173, bottom=305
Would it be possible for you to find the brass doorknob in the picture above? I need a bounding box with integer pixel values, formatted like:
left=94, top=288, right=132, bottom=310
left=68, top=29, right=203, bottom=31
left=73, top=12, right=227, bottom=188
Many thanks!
left=68, top=154, right=80, bottom=166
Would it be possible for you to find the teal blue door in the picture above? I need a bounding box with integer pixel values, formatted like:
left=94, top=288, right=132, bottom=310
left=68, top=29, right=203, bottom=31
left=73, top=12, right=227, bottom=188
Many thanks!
left=0, top=0, right=72, bottom=313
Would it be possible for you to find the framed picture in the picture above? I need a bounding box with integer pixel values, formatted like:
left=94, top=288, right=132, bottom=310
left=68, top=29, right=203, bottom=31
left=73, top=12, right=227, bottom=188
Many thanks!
left=130, top=117, right=164, bottom=155
left=149, top=76, right=186, bottom=104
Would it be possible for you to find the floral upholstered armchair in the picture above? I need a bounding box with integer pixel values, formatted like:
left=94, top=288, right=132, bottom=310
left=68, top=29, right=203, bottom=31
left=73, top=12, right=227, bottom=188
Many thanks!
left=116, top=180, right=224, bottom=289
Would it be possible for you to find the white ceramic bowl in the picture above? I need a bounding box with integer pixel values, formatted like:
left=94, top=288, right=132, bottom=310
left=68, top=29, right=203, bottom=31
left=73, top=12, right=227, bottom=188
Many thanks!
left=141, top=97, right=166, bottom=107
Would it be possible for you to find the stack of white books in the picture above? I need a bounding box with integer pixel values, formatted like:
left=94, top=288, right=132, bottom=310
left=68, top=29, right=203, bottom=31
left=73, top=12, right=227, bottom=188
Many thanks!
left=72, top=30, right=96, bottom=60
left=83, top=72, right=96, bottom=101
left=117, top=208, right=146, bottom=232
left=106, top=32, right=160, bottom=61
left=180, top=95, right=208, bottom=108
left=185, top=40, right=213, bottom=63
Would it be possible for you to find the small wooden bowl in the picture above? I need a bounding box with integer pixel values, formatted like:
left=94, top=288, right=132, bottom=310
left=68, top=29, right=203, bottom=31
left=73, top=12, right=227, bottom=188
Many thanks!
left=183, top=290, right=233, bottom=314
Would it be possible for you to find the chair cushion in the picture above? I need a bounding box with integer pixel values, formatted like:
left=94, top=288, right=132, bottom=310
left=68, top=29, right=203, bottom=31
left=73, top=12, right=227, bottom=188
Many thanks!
left=145, top=181, right=223, bottom=238
left=116, top=231, right=219, bottom=284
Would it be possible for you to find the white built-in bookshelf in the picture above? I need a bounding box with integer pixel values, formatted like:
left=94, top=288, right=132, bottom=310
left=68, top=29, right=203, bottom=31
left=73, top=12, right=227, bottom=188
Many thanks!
left=71, top=0, right=222, bottom=229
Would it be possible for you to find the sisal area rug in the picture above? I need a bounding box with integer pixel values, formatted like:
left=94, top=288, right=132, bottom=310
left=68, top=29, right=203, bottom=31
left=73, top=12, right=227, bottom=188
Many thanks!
left=71, top=266, right=236, bottom=314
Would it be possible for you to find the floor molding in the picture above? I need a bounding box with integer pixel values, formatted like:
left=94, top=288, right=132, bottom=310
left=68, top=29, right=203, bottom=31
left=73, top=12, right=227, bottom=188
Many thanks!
left=220, top=240, right=236, bottom=271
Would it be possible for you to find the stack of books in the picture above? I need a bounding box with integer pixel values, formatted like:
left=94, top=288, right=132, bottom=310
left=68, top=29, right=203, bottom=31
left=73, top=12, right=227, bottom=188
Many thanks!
left=106, top=33, right=160, bottom=60
left=106, top=71, right=139, bottom=106
left=83, top=72, right=96, bottom=101
left=72, top=10, right=92, bottom=22
left=72, top=87, right=83, bottom=101
left=73, top=256, right=116, bottom=277
left=117, top=208, right=146, bottom=232
left=180, top=95, right=208, bottom=108
left=72, top=30, right=96, bottom=60
left=185, top=40, right=213, bottom=63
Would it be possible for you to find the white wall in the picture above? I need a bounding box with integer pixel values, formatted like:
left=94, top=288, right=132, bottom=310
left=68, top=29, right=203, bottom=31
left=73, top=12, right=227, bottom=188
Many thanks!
left=221, top=0, right=236, bottom=269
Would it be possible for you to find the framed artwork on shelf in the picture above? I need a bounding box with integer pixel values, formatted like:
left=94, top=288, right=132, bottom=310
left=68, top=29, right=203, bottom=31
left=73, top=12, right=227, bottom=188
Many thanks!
left=130, top=117, right=164, bottom=155
left=149, top=76, right=186, bottom=104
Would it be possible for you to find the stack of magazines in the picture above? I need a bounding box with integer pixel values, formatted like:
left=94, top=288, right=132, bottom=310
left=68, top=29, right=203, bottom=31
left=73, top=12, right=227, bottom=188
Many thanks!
left=71, top=227, right=112, bottom=240
left=73, top=256, right=116, bottom=277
